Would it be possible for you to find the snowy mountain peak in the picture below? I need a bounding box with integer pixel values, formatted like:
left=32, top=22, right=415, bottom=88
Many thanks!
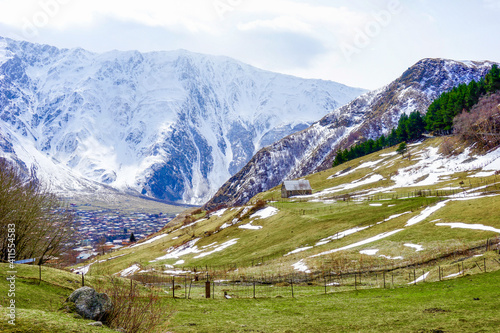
left=0, top=37, right=365, bottom=204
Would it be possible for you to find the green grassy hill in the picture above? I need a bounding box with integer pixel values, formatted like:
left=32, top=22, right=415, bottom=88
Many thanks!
left=3, top=137, right=500, bottom=332
left=81, top=137, right=500, bottom=279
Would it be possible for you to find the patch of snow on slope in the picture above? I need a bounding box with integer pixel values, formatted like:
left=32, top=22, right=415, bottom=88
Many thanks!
left=284, top=246, right=314, bottom=256
left=379, top=255, right=404, bottom=260
left=385, top=212, right=411, bottom=221
left=408, top=272, right=430, bottom=284
left=150, top=238, right=201, bottom=262
left=405, top=201, right=449, bottom=226
left=310, top=229, right=404, bottom=258
left=435, top=223, right=500, bottom=233
left=250, top=207, right=279, bottom=219
left=239, top=222, right=263, bottom=230
left=313, top=174, right=384, bottom=198
left=444, top=271, right=463, bottom=278
left=211, top=208, right=228, bottom=217
left=360, top=249, right=379, bottom=255
left=194, top=239, right=239, bottom=258
left=389, top=146, right=500, bottom=190
left=404, top=243, right=424, bottom=251
left=292, top=259, right=311, bottom=273
left=315, top=226, right=370, bottom=246
left=120, top=264, right=140, bottom=277
left=130, top=233, right=169, bottom=248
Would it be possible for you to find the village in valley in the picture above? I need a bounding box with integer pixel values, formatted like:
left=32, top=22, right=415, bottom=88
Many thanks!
left=68, top=205, right=175, bottom=264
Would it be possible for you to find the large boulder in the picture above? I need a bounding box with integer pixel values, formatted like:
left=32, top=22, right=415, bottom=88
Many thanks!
left=67, top=287, right=112, bottom=321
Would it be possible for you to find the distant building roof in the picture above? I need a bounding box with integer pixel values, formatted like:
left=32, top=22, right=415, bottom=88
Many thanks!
left=282, top=180, right=312, bottom=191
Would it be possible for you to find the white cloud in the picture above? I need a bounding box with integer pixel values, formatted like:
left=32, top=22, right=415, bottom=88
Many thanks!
left=0, top=0, right=498, bottom=90
left=237, top=16, right=313, bottom=34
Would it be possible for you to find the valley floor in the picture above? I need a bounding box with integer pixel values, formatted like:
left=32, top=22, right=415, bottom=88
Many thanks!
left=164, top=269, right=500, bottom=332
left=1, top=263, right=499, bottom=332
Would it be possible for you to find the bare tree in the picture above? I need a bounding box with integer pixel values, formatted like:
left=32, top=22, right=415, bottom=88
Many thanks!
left=454, top=92, right=500, bottom=150
left=0, top=158, right=74, bottom=265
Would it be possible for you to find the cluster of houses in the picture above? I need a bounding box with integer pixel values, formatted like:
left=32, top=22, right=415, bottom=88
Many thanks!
left=70, top=207, right=174, bottom=262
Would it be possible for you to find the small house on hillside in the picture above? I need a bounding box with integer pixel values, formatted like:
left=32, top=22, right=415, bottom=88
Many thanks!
left=281, top=180, right=312, bottom=198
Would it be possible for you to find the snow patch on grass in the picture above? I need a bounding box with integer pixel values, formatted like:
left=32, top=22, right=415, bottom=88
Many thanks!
left=404, top=243, right=424, bottom=252
left=130, top=233, right=168, bottom=248
left=435, top=222, right=500, bottom=233
left=292, top=259, right=311, bottom=273
left=408, top=271, right=430, bottom=284
left=284, top=246, right=314, bottom=256
left=250, top=206, right=279, bottom=219
left=194, top=239, right=239, bottom=258
left=150, top=238, right=201, bottom=262
left=311, top=229, right=404, bottom=257
left=119, top=264, right=140, bottom=277
left=360, top=249, right=379, bottom=255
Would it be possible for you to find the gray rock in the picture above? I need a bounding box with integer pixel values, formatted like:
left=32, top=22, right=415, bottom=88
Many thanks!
left=67, top=287, right=112, bottom=321
left=87, top=321, right=103, bottom=326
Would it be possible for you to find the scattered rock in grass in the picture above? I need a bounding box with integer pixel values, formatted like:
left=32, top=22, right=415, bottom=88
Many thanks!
left=66, top=286, right=112, bottom=321
left=87, top=321, right=103, bottom=327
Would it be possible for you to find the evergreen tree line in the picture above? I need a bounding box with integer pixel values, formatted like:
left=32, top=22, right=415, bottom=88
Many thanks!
left=425, top=64, right=500, bottom=133
left=332, top=65, right=500, bottom=168
left=332, top=111, right=425, bottom=167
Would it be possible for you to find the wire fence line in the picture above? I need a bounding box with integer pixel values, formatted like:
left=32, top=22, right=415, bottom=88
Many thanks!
left=129, top=247, right=500, bottom=300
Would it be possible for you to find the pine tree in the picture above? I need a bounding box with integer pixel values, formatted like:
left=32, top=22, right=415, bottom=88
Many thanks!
left=396, top=142, right=407, bottom=157
left=129, top=233, right=137, bottom=243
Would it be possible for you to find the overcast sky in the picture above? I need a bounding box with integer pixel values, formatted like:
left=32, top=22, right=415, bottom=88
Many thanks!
left=0, top=0, right=499, bottom=90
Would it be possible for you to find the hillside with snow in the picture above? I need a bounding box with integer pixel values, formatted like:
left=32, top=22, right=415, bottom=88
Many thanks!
left=82, top=136, right=500, bottom=278
left=205, top=58, right=497, bottom=209
left=0, top=36, right=365, bottom=204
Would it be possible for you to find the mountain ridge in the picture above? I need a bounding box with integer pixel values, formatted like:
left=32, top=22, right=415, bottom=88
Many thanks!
left=0, top=36, right=365, bottom=204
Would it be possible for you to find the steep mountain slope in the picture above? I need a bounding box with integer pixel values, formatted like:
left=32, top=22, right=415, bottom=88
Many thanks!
left=0, top=37, right=365, bottom=204
left=205, top=59, right=496, bottom=209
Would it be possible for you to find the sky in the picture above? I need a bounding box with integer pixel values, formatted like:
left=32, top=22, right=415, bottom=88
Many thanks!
left=0, top=0, right=499, bottom=90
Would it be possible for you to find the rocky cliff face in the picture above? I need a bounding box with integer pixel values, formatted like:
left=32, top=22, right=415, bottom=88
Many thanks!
left=0, top=37, right=365, bottom=204
left=204, top=58, right=496, bottom=209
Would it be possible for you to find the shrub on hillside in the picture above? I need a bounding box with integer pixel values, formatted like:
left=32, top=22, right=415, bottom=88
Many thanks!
left=454, top=92, right=500, bottom=150
left=96, top=277, right=170, bottom=333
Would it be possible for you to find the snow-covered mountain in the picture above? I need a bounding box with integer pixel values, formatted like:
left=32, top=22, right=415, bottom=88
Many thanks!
left=0, top=37, right=365, bottom=204
left=204, top=58, right=497, bottom=209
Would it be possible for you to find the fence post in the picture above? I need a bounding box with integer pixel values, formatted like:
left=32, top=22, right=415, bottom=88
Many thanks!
left=484, top=258, right=487, bottom=272
left=383, top=271, right=386, bottom=289
left=253, top=280, right=256, bottom=299
left=82, top=273, right=84, bottom=287
left=291, top=277, right=294, bottom=298
left=205, top=280, right=211, bottom=299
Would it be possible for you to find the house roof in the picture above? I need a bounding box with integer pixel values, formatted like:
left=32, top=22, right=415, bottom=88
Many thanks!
left=282, top=180, right=312, bottom=191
